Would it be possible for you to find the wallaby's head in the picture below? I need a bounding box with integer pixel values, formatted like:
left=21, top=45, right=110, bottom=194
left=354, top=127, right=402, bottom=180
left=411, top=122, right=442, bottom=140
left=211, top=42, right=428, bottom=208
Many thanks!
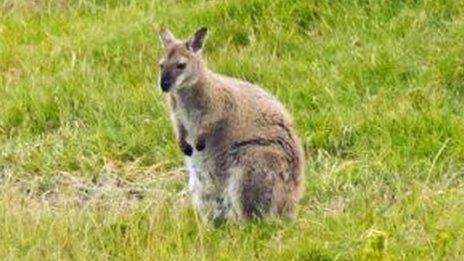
left=158, top=27, right=208, bottom=92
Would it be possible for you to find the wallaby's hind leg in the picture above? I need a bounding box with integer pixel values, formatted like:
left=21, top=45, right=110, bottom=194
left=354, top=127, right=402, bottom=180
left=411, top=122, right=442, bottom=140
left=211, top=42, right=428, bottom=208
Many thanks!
left=239, top=146, right=297, bottom=219
left=241, top=164, right=273, bottom=219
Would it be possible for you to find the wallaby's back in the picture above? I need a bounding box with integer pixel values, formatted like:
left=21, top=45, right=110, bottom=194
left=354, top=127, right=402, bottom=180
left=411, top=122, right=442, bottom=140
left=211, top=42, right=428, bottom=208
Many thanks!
left=213, top=75, right=304, bottom=219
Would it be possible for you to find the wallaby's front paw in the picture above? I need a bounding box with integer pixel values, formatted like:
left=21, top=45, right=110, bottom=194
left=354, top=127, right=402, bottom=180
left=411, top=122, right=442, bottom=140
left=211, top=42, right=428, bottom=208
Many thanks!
left=180, top=142, right=193, bottom=156
left=195, top=139, right=206, bottom=151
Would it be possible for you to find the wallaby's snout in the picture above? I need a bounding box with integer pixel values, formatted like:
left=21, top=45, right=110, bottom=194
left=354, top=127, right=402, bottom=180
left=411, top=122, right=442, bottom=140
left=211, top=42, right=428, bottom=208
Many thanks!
left=160, top=73, right=173, bottom=92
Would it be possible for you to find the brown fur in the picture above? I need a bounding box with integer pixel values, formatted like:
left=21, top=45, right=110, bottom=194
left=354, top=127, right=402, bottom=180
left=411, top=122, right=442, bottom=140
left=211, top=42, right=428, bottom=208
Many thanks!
left=158, top=27, right=304, bottom=222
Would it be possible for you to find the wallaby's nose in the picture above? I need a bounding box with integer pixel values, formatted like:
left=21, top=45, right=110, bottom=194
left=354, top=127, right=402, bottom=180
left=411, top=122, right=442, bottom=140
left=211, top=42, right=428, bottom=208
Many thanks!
left=160, top=76, right=172, bottom=92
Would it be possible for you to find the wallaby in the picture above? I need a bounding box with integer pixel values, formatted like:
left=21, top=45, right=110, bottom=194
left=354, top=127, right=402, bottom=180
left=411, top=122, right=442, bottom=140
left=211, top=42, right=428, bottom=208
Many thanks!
left=158, top=27, right=304, bottom=222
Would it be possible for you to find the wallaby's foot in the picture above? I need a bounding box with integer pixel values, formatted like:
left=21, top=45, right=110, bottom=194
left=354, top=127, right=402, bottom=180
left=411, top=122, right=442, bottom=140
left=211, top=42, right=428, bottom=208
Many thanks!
left=180, top=141, right=193, bottom=156
left=195, top=139, right=206, bottom=151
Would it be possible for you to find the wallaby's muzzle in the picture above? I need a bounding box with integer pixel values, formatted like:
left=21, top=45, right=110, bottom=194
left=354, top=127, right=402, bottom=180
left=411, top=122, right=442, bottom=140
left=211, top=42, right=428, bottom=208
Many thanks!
left=160, top=75, right=172, bottom=92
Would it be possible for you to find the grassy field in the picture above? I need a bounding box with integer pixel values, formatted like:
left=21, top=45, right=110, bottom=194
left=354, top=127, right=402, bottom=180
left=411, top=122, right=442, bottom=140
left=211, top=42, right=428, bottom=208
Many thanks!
left=1, top=0, right=464, bottom=259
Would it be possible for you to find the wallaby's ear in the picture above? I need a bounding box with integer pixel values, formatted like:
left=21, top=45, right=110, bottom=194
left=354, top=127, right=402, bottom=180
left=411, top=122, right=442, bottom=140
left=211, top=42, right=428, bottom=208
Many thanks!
left=159, top=28, right=175, bottom=47
left=188, top=27, right=208, bottom=53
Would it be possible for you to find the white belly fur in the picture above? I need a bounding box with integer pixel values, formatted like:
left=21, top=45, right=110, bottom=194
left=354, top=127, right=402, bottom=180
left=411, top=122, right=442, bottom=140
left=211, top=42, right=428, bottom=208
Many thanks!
left=185, top=156, right=243, bottom=221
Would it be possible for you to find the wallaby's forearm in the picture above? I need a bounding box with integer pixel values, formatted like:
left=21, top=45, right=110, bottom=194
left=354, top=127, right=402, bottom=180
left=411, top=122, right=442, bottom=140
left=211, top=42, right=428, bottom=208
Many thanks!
left=178, top=123, right=193, bottom=156
left=195, top=116, right=227, bottom=151
left=172, top=115, right=193, bottom=156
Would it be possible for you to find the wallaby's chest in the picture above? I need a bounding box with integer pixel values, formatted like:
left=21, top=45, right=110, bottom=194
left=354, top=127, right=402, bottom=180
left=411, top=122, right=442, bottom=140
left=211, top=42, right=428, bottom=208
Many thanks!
left=173, top=106, right=202, bottom=142
left=171, top=92, right=204, bottom=123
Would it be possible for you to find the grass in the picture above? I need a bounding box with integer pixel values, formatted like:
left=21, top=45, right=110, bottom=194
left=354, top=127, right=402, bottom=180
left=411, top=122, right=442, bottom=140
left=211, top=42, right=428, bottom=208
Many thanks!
left=1, top=0, right=464, bottom=259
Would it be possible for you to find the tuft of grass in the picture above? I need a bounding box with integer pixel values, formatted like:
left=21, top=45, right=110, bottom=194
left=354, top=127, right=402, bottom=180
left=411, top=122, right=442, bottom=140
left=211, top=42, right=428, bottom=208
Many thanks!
left=1, top=0, right=463, bottom=259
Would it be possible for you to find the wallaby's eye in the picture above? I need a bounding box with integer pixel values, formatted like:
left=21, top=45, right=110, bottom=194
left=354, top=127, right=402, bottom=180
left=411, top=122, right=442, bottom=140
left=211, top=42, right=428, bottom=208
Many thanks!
left=159, top=62, right=164, bottom=68
left=177, top=63, right=187, bottom=70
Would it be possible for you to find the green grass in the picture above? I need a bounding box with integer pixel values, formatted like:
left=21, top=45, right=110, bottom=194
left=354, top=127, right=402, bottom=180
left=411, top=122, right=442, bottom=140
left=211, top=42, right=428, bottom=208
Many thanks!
left=1, top=0, right=464, bottom=259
